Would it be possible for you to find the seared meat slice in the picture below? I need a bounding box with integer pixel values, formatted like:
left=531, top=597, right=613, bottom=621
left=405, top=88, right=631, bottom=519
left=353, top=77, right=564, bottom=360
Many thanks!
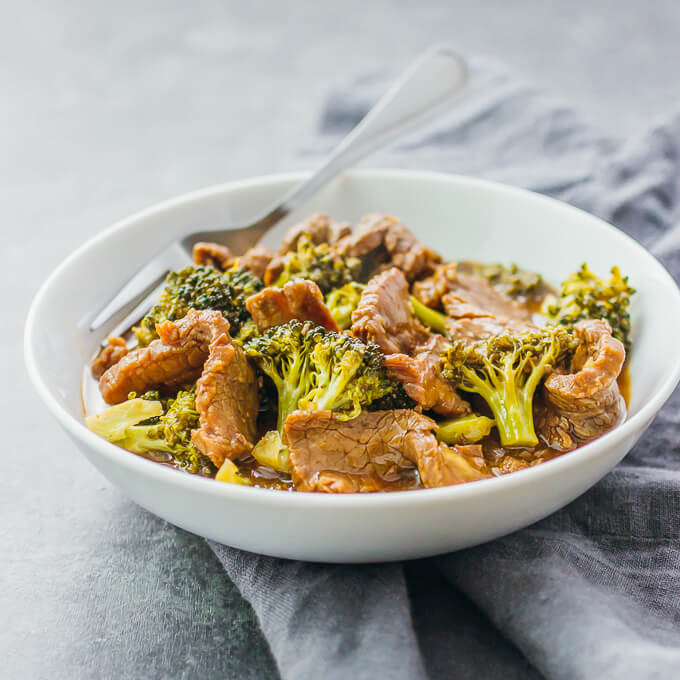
left=351, top=267, right=428, bottom=355
left=412, top=263, right=530, bottom=319
left=238, top=245, right=274, bottom=280
left=285, top=409, right=490, bottom=492
left=411, top=267, right=449, bottom=308
left=412, top=263, right=534, bottom=345
left=337, top=213, right=440, bottom=280
left=192, top=332, right=258, bottom=466
left=99, top=309, right=229, bottom=404
left=278, top=213, right=350, bottom=254
left=246, top=280, right=339, bottom=332
left=384, top=335, right=470, bottom=416
left=263, top=255, right=286, bottom=287
left=284, top=409, right=436, bottom=492
left=192, top=242, right=234, bottom=270
left=91, top=337, right=128, bottom=380
left=415, top=263, right=531, bottom=322
left=413, top=443, right=491, bottom=487
left=536, top=320, right=626, bottom=450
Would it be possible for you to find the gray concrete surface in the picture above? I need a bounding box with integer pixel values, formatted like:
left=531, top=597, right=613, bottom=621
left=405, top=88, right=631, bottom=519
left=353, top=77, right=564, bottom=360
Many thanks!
left=3, top=1, right=680, bottom=678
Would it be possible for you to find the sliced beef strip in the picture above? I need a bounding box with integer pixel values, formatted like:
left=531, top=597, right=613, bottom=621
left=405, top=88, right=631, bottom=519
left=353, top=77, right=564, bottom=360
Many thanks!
left=238, top=245, right=274, bottom=280
left=192, top=242, right=235, bottom=270
left=412, top=263, right=534, bottom=345
left=415, top=263, right=531, bottom=322
left=246, top=280, right=339, bottom=332
left=192, top=333, right=259, bottom=466
left=411, top=267, right=450, bottom=308
left=99, top=309, right=228, bottom=404
left=91, top=337, right=129, bottom=380
left=383, top=335, right=470, bottom=416
left=284, top=409, right=435, bottom=493
left=536, top=319, right=626, bottom=450
left=263, top=255, right=286, bottom=286
left=415, top=443, right=491, bottom=487
left=337, top=213, right=440, bottom=281
left=351, top=267, right=428, bottom=355
left=286, top=409, right=492, bottom=492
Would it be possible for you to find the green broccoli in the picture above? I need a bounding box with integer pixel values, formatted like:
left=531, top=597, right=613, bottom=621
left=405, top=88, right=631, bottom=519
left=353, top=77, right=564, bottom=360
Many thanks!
left=87, top=387, right=216, bottom=475
left=441, top=326, right=575, bottom=447
left=133, top=265, right=263, bottom=346
left=462, top=262, right=544, bottom=299
left=243, top=320, right=400, bottom=433
left=273, top=234, right=360, bottom=295
left=543, top=263, right=634, bottom=351
left=410, top=296, right=451, bottom=336
left=325, top=282, right=365, bottom=329
left=436, top=414, right=496, bottom=445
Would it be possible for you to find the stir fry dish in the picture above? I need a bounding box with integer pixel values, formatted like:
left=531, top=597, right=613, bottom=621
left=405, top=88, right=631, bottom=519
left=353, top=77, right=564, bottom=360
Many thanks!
left=86, top=213, right=634, bottom=492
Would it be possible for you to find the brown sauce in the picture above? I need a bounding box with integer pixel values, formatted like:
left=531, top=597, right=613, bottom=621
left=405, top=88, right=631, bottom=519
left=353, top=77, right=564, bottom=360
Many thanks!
left=237, top=456, right=295, bottom=491
left=618, top=363, right=631, bottom=408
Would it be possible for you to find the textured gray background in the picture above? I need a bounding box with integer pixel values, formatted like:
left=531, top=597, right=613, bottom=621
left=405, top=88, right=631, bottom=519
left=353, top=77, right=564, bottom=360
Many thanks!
left=3, top=1, right=680, bottom=678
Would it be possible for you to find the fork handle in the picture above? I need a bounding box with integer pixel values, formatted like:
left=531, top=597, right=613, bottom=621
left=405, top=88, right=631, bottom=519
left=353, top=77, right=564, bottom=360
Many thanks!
left=244, top=45, right=468, bottom=235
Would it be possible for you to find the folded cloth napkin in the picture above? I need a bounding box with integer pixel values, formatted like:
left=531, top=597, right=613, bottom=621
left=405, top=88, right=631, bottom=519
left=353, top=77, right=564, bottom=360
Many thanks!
left=210, top=56, right=680, bottom=680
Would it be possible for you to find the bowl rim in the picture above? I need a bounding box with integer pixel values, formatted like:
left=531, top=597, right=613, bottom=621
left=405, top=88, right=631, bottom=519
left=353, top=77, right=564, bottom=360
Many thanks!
left=24, top=168, right=680, bottom=510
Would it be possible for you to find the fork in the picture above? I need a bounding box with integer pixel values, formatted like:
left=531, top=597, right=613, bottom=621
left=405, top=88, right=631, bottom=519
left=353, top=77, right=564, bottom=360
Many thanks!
left=89, top=45, right=468, bottom=334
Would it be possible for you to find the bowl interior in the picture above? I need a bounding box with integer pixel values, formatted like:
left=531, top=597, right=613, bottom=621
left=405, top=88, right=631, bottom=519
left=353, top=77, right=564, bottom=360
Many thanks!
left=26, top=170, right=680, bottom=452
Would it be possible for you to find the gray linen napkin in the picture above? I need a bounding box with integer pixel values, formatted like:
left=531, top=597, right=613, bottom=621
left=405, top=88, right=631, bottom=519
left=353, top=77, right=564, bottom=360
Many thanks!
left=210, top=56, right=680, bottom=680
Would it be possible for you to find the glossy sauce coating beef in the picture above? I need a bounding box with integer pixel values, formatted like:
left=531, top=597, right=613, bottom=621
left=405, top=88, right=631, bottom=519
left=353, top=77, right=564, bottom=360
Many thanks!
left=192, top=330, right=259, bottom=466
left=246, top=280, right=339, bottom=332
left=336, top=213, right=440, bottom=281
left=91, top=337, right=128, bottom=380
left=284, top=409, right=428, bottom=492
left=99, top=309, right=224, bottom=404
left=285, top=409, right=491, bottom=492
left=383, top=335, right=470, bottom=417
left=351, top=267, right=428, bottom=354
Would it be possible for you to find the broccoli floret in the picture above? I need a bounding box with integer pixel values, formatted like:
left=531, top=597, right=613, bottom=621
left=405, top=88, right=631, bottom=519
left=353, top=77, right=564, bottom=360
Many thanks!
left=85, top=398, right=163, bottom=441
left=436, top=414, right=496, bottom=445
left=87, top=387, right=216, bottom=476
left=243, top=320, right=399, bottom=433
left=325, top=282, right=365, bottom=329
left=466, top=262, right=543, bottom=299
left=273, top=234, right=360, bottom=295
left=441, top=327, right=575, bottom=447
left=543, top=263, right=634, bottom=352
left=133, top=265, right=263, bottom=346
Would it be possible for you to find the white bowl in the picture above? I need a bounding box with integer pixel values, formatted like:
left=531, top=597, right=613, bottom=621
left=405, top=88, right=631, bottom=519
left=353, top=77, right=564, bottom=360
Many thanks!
left=25, top=170, right=680, bottom=563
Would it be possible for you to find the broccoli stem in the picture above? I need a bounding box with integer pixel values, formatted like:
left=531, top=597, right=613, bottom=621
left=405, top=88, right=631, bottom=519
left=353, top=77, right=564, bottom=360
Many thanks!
left=462, top=365, right=539, bottom=448
left=436, top=414, right=495, bottom=445
left=410, top=296, right=450, bottom=336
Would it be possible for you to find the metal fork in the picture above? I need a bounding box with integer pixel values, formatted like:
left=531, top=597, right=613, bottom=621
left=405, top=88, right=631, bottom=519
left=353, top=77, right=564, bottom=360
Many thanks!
left=89, top=45, right=468, bottom=334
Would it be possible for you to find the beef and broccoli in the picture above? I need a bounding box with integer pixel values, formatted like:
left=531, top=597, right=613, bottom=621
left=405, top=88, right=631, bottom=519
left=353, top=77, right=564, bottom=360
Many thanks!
left=85, top=212, right=634, bottom=492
